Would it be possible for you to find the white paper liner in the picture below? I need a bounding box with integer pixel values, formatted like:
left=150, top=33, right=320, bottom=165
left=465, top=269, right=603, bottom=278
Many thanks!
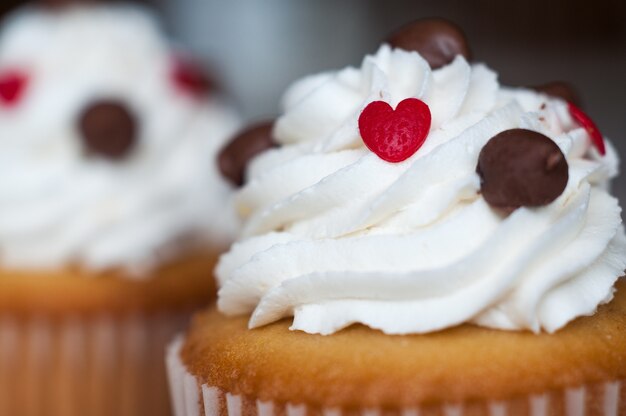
left=0, top=311, right=192, bottom=416
left=167, top=336, right=626, bottom=416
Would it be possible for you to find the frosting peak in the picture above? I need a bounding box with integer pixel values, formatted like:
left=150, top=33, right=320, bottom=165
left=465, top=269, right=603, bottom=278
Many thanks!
left=217, top=45, right=625, bottom=335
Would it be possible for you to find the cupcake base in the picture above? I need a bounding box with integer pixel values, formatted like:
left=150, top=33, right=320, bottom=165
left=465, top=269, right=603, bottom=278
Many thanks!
left=167, top=337, right=625, bottom=415
left=0, top=312, right=190, bottom=416
left=0, top=248, right=220, bottom=416
left=168, top=279, right=626, bottom=416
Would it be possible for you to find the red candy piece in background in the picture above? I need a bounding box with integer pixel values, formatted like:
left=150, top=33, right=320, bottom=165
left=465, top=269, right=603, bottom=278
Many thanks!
left=358, top=98, right=431, bottom=163
left=568, top=102, right=606, bottom=156
left=170, top=56, right=213, bottom=98
left=0, top=71, right=28, bottom=107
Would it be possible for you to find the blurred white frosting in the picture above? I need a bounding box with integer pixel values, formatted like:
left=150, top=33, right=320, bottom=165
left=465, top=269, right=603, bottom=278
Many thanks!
left=0, top=4, right=240, bottom=276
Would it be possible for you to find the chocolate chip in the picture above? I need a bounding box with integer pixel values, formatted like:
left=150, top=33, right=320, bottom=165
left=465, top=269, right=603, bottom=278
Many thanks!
left=218, top=121, right=276, bottom=186
left=79, top=100, right=137, bottom=160
left=386, top=18, right=472, bottom=69
left=477, top=129, right=568, bottom=211
left=532, top=82, right=582, bottom=107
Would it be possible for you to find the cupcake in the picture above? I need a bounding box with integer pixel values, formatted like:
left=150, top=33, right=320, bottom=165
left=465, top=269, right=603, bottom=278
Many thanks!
left=0, top=2, right=239, bottom=415
left=168, top=19, right=626, bottom=416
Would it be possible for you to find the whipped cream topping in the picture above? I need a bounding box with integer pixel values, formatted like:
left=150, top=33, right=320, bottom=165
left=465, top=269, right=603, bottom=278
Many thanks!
left=0, top=5, right=240, bottom=275
left=217, top=45, right=626, bottom=335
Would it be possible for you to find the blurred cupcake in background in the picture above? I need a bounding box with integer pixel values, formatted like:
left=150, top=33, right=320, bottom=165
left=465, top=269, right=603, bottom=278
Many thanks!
left=0, top=1, right=240, bottom=415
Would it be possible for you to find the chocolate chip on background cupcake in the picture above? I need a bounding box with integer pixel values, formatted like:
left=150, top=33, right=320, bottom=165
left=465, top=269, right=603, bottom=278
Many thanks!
left=168, top=17, right=626, bottom=416
left=0, top=1, right=240, bottom=415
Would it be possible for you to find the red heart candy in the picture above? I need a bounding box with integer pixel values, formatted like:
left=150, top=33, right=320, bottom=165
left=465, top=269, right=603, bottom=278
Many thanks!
left=358, top=98, right=431, bottom=163
left=0, top=71, right=28, bottom=107
left=568, top=102, right=605, bottom=156
left=170, top=56, right=213, bottom=98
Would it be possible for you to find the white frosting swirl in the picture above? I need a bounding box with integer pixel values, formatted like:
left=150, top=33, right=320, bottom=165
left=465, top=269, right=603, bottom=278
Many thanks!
left=0, top=5, right=240, bottom=275
left=216, top=45, right=626, bottom=335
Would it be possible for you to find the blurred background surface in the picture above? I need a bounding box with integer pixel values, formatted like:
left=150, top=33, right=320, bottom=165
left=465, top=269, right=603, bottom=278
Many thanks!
left=2, top=0, right=626, bottom=198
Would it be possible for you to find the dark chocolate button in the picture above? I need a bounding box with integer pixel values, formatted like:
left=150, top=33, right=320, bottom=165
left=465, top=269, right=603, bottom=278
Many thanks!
left=477, top=129, right=568, bottom=210
left=533, top=82, right=582, bottom=107
left=79, top=100, right=137, bottom=160
left=218, top=121, right=276, bottom=186
left=386, top=18, right=472, bottom=69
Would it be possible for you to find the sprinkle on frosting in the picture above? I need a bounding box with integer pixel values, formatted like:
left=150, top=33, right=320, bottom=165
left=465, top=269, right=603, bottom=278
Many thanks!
left=0, top=70, right=28, bottom=106
left=568, top=102, right=606, bottom=156
left=170, top=55, right=214, bottom=98
left=358, top=98, right=431, bottom=163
